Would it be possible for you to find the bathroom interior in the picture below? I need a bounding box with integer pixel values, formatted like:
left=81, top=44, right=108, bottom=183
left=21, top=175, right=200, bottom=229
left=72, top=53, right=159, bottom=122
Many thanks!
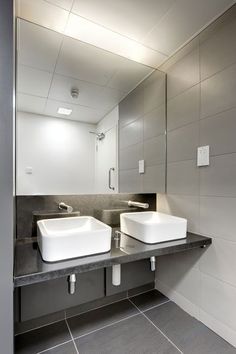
left=1, top=0, right=236, bottom=353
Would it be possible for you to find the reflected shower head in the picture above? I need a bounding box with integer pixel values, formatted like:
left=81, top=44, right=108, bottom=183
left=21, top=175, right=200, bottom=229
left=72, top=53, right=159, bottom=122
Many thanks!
left=89, top=131, right=105, bottom=140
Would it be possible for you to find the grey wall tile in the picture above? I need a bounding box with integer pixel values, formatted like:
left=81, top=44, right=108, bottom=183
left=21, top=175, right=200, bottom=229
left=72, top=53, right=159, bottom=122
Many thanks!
left=167, top=160, right=199, bottom=196
left=119, top=118, right=143, bottom=149
left=157, top=194, right=200, bottom=233
left=200, top=107, right=236, bottom=156
left=144, top=70, right=166, bottom=113
left=167, top=48, right=200, bottom=99
left=201, top=63, right=236, bottom=118
left=200, top=9, right=236, bottom=80
left=144, top=104, right=165, bottom=140
left=200, top=196, right=236, bottom=242
left=167, top=122, right=199, bottom=163
left=200, top=237, right=236, bottom=287
left=119, top=169, right=143, bottom=193
left=144, top=135, right=165, bottom=166
left=200, top=153, right=236, bottom=197
left=119, top=143, right=143, bottom=170
left=200, top=273, right=236, bottom=332
left=167, top=85, right=200, bottom=131
left=143, top=165, right=165, bottom=193
left=119, top=85, right=144, bottom=127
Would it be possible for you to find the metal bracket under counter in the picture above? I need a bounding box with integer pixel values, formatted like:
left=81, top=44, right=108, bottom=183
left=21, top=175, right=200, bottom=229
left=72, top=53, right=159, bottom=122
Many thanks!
left=14, top=231, right=212, bottom=288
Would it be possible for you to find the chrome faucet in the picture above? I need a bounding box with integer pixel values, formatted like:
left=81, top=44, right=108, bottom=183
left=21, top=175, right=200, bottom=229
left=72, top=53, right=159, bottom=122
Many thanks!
left=127, top=200, right=149, bottom=209
left=58, top=202, right=73, bottom=213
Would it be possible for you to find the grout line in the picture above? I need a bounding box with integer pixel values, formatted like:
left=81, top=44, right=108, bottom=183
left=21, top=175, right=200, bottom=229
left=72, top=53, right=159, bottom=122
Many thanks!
left=142, top=299, right=171, bottom=313
left=128, top=287, right=155, bottom=299
left=66, top=319, right=79, bottom=354
left=74, top=313, right=140, bottom=340
left=128, top=298, right=183, bottom=354
left=36, top=339, right=72, bottom=354
left=14, top=318, right=66, bottom=337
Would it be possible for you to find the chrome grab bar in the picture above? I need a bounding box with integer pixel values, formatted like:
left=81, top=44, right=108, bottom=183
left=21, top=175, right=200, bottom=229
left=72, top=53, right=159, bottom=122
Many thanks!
left=109, top=168, right=115, bottom=190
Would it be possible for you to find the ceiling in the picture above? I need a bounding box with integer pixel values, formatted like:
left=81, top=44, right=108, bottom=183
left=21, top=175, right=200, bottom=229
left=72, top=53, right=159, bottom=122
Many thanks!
left=17, top=19, right=153, bottom=123
left=16, top=0, right=236, bottom=123
left=16, top=0, right=235, bottom=68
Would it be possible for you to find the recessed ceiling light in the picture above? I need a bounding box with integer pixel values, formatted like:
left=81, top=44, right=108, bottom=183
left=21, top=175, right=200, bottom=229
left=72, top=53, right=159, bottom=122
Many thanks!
left=57, top=107, right=72, bottom=115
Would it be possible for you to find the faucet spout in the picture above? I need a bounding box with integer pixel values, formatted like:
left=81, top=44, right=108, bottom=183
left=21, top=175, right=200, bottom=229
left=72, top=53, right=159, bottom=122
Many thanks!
left=127, top=201, right=149, bottom=209
left=58, top=202, right=73, bottom=213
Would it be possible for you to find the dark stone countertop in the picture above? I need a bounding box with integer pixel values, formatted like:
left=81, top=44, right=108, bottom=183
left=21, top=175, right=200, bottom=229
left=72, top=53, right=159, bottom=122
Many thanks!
left=14, top=230, right=212, bottom=287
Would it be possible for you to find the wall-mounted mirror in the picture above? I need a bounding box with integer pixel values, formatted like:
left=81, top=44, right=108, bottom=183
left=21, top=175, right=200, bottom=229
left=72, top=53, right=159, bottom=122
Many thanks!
left=16, top=18, right=166, bottom=195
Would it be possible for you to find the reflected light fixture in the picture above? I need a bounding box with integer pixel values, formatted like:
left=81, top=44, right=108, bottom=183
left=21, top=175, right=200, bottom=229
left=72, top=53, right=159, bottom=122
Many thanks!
left=57, top=107, right=72, bottom=115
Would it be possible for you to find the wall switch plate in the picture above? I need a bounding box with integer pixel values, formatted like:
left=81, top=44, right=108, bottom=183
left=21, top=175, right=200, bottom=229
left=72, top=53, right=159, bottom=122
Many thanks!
left=25, top=166, right=33, bottom=174
left=197, top=146, right=209, bottom=167
left=139, top=160, right=145, bottom=174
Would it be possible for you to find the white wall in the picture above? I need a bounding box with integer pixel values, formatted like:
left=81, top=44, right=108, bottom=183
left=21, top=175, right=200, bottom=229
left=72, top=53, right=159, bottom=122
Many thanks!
left=16, top=112, right=96, bottom=195
left=95, top=106, right=119, bottom=193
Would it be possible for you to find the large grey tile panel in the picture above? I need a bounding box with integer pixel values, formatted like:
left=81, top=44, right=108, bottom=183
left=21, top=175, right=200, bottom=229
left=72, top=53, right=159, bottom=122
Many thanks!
left=167, top=84, right=200, bottom=131
left=200, top=196, right=236, bottom=242
left=167, top=122, right=199, bottom=163
left=43, top=341, right=77, bottom=354
left=200, top=237, right=236, bottom=287
left=200, top=8, right=236, bottom=80
left=144, top=104, right=166, bottom=140
left=145, top=302, right=236, bottom=354
left=119, top=143, right=143, bottom=171
left=143, top=164, right=165, bottom=193
left=130, top=289, right=168, bottom=312
left=200, top=272, right=236, bottom=333
left=119, top=169, right=143, bottom=193
left=119, top=117, right=143, bottom=149
left=200, top=107, right=236, bottom=156
left=201, top=63, right=236, bottom=118
left=67, top=299, right=138, bottom=338
left=157, top=194, right=200, bottom=234
left=167, top=160, right=199, bottom=196
left=200, top=153, right=236, bottom=197
left=167, top=48, right=200, bottom=99
left=143, top=70, right=166, bottom=113
left=15, top=320, right=70, bottom=354
left=75, top=314, right=180, bottom=354
left=119, top=84, right=144, bottom=127
left=144, top=135, right=165, bottom=166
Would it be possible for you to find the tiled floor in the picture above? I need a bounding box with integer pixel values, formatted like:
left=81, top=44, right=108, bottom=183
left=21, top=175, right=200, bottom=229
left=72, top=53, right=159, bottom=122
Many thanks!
left=15, top=290, right=236, bottom=354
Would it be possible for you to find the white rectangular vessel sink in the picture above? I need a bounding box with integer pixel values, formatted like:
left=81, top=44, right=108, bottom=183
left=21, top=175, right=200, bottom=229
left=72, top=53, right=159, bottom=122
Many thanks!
left=120, top=212, right=187, bottom=244
left=37, top=216, right=112, bottom=262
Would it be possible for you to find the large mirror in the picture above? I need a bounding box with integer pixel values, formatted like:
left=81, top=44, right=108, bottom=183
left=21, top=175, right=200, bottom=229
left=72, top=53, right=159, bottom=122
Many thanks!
left=16, top=18, right=166, bottom=195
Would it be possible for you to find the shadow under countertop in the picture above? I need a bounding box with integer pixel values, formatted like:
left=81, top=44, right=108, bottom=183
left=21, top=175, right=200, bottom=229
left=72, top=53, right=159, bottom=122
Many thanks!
left=14, top=229, right=211, bottom=288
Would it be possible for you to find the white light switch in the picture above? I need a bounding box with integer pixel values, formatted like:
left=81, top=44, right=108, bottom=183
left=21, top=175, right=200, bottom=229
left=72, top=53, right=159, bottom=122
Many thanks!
left=139, top=160, right=145, bottom=174
left=25, top=166, right=33, bottom=174
left=197, top=146, right=209, bottom=167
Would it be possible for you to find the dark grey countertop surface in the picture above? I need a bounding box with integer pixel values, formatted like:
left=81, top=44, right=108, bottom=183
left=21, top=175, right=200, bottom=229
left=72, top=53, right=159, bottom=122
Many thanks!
left=14, top=230, right=212, bottom=287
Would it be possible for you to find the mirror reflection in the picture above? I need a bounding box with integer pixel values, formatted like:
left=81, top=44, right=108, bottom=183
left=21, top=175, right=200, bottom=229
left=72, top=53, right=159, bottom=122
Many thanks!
left=16, top=19, right=166, bottom=195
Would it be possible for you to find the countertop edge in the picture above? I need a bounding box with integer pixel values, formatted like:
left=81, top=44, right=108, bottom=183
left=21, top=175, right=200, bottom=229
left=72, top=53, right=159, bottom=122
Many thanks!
left=14, top=234, right=212, bottom=287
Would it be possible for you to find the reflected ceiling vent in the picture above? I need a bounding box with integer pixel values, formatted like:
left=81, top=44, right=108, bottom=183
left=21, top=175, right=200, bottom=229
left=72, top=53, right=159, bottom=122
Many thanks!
left=71, top=88, right=79, bottom=99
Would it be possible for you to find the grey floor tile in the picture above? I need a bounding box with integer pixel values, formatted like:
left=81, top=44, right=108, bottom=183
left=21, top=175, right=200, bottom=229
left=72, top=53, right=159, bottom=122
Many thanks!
left=15, top=320, right=71, bottom=354
left=76, top=314, right=179, bottom=354
left=67, top=299, right=138, bottom=339
left=41, top=341, right=77, bottom=354
left=130, top=289, right=169, bottom=312
left=145, top=302, right=236, bottom=354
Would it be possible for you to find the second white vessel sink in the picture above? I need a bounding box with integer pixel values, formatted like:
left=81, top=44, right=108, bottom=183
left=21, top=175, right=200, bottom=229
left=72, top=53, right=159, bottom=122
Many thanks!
left=37, top=216, right=112, bottom=262
left=120, top=211, right=187, bottom=244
